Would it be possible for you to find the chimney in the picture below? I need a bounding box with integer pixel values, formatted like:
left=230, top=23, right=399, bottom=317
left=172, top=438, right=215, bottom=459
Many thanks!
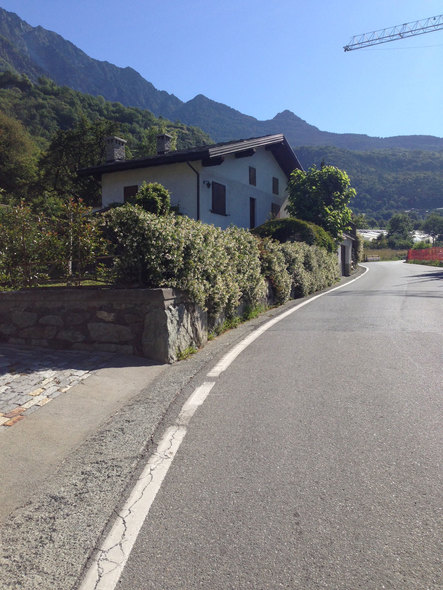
left=105, top=136, right=127, bottom=162
left=156, top=133, right=173, bottom=155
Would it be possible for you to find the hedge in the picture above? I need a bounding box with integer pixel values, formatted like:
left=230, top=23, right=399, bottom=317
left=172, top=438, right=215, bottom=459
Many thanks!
left=252, top=217, right=337, bottom=253
left=104, top=205, right=340, bottom=319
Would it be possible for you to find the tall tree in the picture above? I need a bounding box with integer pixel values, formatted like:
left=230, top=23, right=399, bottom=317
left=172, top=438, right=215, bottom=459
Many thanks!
left=38, top=117, right=119, bottom=206
left=286, top=165, right=355, bottom=239
left=386, top=213, right=414, bottom=249
left=421, top=213, right=443, bottom=244
left=0, top=111, right=37, bottom=198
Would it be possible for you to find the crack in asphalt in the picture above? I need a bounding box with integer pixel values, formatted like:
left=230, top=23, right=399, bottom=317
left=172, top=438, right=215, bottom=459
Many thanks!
left=80, top=382, right=218, bottom=589
left=83, top=422, right=185, bottom=589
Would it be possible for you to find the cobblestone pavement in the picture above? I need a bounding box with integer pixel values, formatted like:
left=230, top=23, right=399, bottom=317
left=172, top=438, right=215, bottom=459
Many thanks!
left=0, top=344, right=115, bottom=429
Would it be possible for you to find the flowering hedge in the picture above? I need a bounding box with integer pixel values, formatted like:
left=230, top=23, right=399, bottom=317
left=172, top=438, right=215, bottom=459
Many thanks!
left=104, top=204, right=340, bottom=319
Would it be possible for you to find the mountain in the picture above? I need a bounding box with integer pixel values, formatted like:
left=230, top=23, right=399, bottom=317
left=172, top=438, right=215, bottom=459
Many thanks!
left=295, top=145, right=443, bottom=218
left=1, top=6, right=442, bottom=152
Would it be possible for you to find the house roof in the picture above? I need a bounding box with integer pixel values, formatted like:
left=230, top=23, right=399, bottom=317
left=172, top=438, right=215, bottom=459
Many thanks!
left=79, top=134, right=303, bottom=178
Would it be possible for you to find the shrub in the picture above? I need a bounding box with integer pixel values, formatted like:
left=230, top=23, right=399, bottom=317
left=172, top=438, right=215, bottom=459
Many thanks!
left=125, top=181, right=172, bottom=215
left=280, top=241, right=313, bottom=297
left=259, top=238, right=291, bottom=304
left=103, top=205, right=266, bottom=318
left=252, top=217, right=336, bottom=253
left=104, top=205, right=341, bottom=316
left=0, top=202, right=54, bottom=288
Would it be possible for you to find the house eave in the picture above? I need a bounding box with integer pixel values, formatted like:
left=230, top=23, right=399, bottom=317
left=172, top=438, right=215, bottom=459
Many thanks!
left=78, top=134, right=303, bottom=178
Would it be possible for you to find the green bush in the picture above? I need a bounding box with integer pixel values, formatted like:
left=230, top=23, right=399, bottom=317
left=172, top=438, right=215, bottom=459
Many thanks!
left=280, top=241, right=340, bottom=297
left=103, top=205, right=341, bottom=317
left=103, top=205, right=266, bottom=318
left=0, top=198, right=103, bottom=289
left=125, top=181, right=172, bottom=215
left=252, top=217, right=336, bottom=253
left=280, top=241, right=314, bottom=297
left=259, top=239, right=292, bottom=304
left=412, top=240, right=432, bottom=249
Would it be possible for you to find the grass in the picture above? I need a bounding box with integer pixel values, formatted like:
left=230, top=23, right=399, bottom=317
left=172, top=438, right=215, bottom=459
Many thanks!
left=208, top=304, right=269, bottom=340
left=176, top=345, right=198, bottom=361
left=407, top=259, right=443, bottom=268
left=364, top=248, right=408, bottom=261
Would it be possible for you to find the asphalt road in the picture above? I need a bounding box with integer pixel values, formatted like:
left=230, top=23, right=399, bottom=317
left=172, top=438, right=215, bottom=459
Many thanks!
left=114, top=262, right=442, bottom=589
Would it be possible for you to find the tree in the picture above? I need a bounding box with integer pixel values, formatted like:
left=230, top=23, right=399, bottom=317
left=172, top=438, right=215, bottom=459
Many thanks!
left=421, top=213, right=443, bottom=245
left=286, top=165, right=355, bottom=239
left=0, top=111, right=38, bottom=198
left=0, top=202, right=56, bottom=288
left=38, top=117, right=119, bottom=206
left=131, top=124, right=177, bottom=158
left=57, top=198, right=105, bottom=284
left=386, top=213, right=414, bottom=249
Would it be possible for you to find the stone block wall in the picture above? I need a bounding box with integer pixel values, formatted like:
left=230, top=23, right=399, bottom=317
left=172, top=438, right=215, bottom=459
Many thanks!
left=0, top=288, right=206, bottom=363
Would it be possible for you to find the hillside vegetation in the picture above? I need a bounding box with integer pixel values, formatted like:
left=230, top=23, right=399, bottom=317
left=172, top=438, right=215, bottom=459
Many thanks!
left=1, top=6, right=442, bottom=152
left=295, top=145, right=443, bottom=221
left=0, top=71, right=210, bottom=152
left=0, top=71, right=211, bottom=205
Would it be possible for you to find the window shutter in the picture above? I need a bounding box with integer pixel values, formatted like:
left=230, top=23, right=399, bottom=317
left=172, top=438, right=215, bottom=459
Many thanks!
left=123, top=185, right=138, bottom=201
left=211, top=182, right=226, bottom=215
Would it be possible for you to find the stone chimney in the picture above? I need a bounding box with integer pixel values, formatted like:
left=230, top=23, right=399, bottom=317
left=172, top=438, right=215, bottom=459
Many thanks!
left=105, top=136, right=127, bottom=162
left=156, top=133, right=173, bottom=155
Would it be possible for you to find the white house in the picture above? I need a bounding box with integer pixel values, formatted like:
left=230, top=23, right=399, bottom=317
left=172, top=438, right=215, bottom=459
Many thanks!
left=80, top=134, right=303, bottom=230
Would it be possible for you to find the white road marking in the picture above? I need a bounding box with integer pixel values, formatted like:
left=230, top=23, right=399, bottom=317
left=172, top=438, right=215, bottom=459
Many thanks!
left=77, top=267, right=369, bottom=590
left=207, top=266, right=369, bottom=377
left=78, top=381, right=215, bottom=590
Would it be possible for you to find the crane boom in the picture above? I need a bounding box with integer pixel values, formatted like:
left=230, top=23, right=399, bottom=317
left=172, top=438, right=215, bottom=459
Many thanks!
left=344, top=14, right=443, bottom=51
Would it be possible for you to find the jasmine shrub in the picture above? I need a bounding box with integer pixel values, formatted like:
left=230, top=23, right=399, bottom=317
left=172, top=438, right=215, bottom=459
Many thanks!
left=103, top=205, right=340, bottom=320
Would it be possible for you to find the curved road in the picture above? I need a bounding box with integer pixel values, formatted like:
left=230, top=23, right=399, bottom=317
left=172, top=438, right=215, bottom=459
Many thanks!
left=102, top=262, right=442, bottom=589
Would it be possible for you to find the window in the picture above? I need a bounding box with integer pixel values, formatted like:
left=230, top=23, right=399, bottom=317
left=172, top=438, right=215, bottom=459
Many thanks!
left=272, top=177, right=279, bottom=195
left=249, top=197, right=256, bottom=229
left=271, top=202, right=280, bottom=218
left=211, top=181, right=226, bottom=215
left=249, top=166, right=256, bottom=186
left=123, top=185, right=138, bottom=201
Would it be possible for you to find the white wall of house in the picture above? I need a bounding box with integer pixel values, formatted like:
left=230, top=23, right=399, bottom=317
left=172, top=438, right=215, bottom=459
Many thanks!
left=101, top=162, right=199, bottom=219
left=101, top=147, right=288, bottom=229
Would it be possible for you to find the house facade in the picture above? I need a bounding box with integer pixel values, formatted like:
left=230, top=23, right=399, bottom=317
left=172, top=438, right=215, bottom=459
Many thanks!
left=80, top=134, right=303, bottom=230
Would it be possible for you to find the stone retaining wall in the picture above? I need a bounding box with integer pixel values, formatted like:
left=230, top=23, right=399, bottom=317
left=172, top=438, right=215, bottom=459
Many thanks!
left=0, top=288, right=206, bottom=363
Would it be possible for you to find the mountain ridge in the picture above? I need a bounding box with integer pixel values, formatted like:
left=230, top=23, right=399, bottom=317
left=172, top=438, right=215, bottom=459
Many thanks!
left=0, top=6, right=442, bottom=152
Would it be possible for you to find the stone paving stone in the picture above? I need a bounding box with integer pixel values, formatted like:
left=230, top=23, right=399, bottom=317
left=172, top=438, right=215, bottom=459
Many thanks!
left=3, top=407, right=25, bottom=418
left=0, top=343, right=116, bottom=428
left=0, top=403, right=15, bottom=414
left=22, top=397, right=40, bottom=410
left=48, top=389, right=65, bottom=400
left=41, top=385, right=59, bottom=396
left=4, top=415, right=25, bottom=426
left=29, top=388, right=45, bottom=397
left=37, top=397, right=51, bottom=407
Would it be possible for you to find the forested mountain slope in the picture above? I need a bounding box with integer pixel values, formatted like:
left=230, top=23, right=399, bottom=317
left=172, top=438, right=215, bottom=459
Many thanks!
left=295, top=146, right=443, bottom=218
left=0, top=71, right=210, bottom=152
left=1, top=6, right=442, bottom=152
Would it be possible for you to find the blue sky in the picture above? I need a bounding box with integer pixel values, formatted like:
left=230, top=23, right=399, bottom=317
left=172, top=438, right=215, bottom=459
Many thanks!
left=2, top=0, right=442, bottom=138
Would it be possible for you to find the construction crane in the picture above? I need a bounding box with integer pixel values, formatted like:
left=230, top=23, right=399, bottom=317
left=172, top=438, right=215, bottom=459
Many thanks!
left=344, top=14, right=443, bottom=51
